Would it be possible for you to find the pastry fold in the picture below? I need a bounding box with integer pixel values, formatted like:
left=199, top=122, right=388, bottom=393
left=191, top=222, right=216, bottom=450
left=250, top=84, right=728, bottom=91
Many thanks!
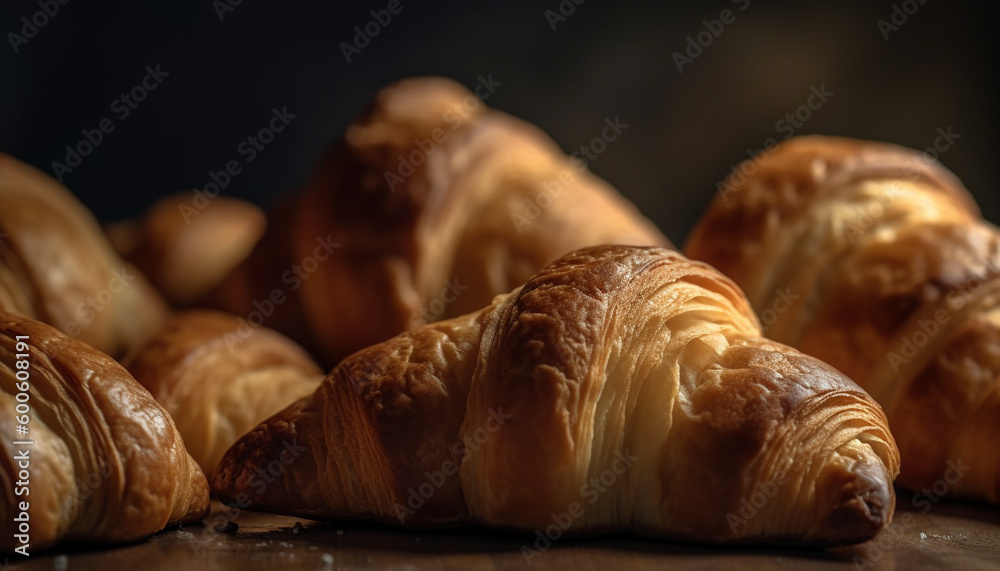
left=124, top=310, right=323, bottom=478
left=213, top=245, right=899, bottom=545
left=686, top=135, right=1000, bottom=504
left=0, top=312, right=209, bottom=553
left=213, top=77, right=670, bottom=364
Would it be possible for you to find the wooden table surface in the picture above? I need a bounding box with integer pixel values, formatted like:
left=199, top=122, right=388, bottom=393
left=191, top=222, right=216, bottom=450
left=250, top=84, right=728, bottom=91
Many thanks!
left=8, top=494, right=1000, bottom=570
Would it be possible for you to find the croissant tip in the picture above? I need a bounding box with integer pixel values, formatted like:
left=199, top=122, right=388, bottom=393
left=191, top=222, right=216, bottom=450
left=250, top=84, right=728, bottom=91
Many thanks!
left=210, top=396, right=317, bottom=513
left=809, top=466, right=895, bottom=544
left=210, top=438, right=256, bottom=503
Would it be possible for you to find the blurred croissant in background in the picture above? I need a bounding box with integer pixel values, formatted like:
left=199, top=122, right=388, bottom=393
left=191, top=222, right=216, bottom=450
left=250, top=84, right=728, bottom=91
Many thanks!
left=107, top=193, right=267, bottom=307
left=113, top=76, right=669, bottom=365
left=0, top=154, right=167, bottom=357
left=686, top=136, right=1000, bottom=506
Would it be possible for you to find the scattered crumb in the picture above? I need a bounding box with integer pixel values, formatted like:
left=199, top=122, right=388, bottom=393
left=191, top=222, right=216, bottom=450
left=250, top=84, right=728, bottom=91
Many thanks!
left=256, top=542, right=268, bottom=547
left=920, top=532, right=927, bottom=540
left=321, top=553, right=334, bottom=565
left=54, top=555, right=69, bottom=571
left=279, top=541, right=292, bottom=548
left=309, top=546, right=318, bottom=550
left=292, top=521, right=304, bottom=534
left=214, top=521, right=239, bottom=534
left=336, top=529, right=344, bottom=536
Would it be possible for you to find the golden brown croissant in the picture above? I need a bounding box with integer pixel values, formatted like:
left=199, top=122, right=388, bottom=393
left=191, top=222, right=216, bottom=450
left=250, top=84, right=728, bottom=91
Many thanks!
left=0, top=153, right=168, bottom=357
left=213, top=245, right=899, bottom=545
left=685, top=135, right=1000, bottom=505
left=0, top=311, right=209, bottom=554
left=123, top=310, right=323, bottom=479
left=107, top=193, right=267, bottom=307
left=212, top=77, right=670, bottom=365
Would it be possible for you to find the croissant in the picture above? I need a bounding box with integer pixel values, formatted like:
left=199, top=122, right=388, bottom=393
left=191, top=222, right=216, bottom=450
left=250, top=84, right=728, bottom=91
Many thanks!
left=212, top=77, right=670, bottom=365
left=685, top=135, right=1000, bottom=504
left=0, top=153, right=168, bottom=357
left=213, top=245, right=899, bottom=545
left=107, top=193, right=267, bottom=307
left=0, top=311, right=209, bottom=554
left=123, top=310, right=323, bottom=479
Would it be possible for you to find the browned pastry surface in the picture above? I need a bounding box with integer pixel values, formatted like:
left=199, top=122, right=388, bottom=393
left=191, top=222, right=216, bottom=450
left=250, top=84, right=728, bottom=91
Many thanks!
left=0, top=311, right=209, bottom=553
left=124, top=310, right=323, bottom=479
left=686, top=135, right=1000, bottom=504
left=213, top=245, right=899, bottom=546
left=213, top=77, right=671, bottom=365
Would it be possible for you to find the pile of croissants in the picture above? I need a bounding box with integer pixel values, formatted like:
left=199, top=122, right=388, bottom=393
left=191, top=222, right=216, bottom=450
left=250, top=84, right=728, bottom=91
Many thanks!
left=2, top=76, right=997, bottom=555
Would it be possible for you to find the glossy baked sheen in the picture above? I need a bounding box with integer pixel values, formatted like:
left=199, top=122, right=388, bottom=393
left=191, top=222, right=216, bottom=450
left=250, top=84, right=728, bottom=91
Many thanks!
left=212, top=77, right=671, bottom=365
left=123, top=310, right=324, bottom=478
left=0, top=153, right=167, bottom=357
left=213, top=246, right=899, bottom=546
left=685, top=135, right=1000, bottom=504
left=0, top=311, right=209, bottom=553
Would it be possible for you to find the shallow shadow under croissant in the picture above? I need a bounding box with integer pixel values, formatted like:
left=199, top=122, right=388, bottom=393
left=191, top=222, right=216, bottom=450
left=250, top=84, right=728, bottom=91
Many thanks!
left=211, top=245, right=900, bottom=546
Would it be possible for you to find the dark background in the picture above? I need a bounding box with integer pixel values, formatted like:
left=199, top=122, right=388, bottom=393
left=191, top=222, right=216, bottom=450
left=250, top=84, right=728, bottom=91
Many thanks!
left=0, top=0, right=996, bottom=245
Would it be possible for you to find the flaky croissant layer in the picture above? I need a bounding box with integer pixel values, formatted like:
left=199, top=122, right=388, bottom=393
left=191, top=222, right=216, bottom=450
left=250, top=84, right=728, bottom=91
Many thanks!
left=0, top=312, right=209, bottom=553
left=686, top=135, right=1000, bottom=506
left=123, top=310, right=324, bottom=479
left=213, top=245, right=899, bottom=545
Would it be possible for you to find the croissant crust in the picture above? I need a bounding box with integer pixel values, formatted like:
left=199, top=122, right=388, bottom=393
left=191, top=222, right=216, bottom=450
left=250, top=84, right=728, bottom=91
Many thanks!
left=1, top=312, right=209, bottom=552
left=214, top=245, right=899, bottom=545
left=686, top=135, right=1000, bottom=503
